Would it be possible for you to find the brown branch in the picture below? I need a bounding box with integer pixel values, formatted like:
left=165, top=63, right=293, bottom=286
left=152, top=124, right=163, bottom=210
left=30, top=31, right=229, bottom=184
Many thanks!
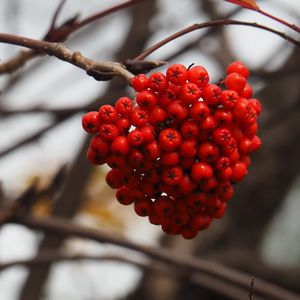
left=10, top=215, right=300, bottom=300
left=0, top=0, right=145, bottom=74
left=0, top=251, right=265, bottom=300
left=134, top=18, right=300, bottom=61
left=0, top=33, right=134, bottom=81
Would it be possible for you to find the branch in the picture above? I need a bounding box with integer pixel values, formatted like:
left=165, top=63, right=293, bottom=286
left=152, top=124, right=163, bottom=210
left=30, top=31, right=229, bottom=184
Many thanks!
left=0, top=252, right=264, bottom=300
left=224, top=1, right=300, bottom=33
left=134, top=18, right=300, bottom=60
left=0, top=33, right=134, bottom=81
left=10, top=215, right=300, bottom=300
left=0, top=0, right=145, bottom=74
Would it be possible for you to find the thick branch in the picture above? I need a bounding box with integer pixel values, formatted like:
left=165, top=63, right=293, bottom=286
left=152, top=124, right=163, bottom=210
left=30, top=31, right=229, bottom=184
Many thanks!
left=134, top=18, right=300, bottom=60
left=10, top=215, right=300, bottom=300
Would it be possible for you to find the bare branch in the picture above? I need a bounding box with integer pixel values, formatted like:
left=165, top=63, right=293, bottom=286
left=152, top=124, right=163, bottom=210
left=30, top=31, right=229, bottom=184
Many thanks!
left=0, top=0, right=145, bottom=74
left=10, top=215, right=300, bottom=300
left=0, top=34, right=134, bottom=81
left=134, top=19, right=300, bottom=61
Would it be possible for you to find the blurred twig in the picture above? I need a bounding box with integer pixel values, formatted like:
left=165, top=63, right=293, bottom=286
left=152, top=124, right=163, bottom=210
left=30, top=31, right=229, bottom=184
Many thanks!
left=0, top=251, right=264, bottom=300
left=10, top=215, right=300, bottom=300
left=0, top=0, right=145, bottom=74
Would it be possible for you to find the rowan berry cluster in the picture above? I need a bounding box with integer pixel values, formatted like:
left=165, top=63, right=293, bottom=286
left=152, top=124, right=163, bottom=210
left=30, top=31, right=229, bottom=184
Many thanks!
left=82, top=61, right=262, bottom=239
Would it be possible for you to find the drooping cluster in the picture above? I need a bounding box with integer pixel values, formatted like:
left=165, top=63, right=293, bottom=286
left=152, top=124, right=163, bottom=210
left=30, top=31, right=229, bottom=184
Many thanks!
left=82, top=61, right=262, bottom=239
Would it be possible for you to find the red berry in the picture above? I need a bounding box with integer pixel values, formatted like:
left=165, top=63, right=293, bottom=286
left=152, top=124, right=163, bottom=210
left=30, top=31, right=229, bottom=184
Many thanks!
left=191, top=162, right=213, bottom=182
left=190, top=101, right=210, bottom=121
left=231, top=161, right=248, bottom=182
left=198, top=141, right=219, bottom=163
left=98, top=105, right=117, bottom=123
left=179, top=138, right=197, bottom=158
left=86, top=147, right=105, bottom=165
left=115, top=117, right=131, bottom=134
left=82, top=111, right=100, bottom=134
left=187, top=65, right=209, bottom=87
left=190, top=214, right=212, bottom=231
left=220, top=89, right=239, bottom=109
left=148, top=106, right=168, bottom=126
left=240, top=83, right=253, bottom=98
left=115, top=97, right=133, bottom=116
left=134, top=200, right=153, bottom=216
left=158, top=89, right=177, bottom=108
left=162, top=166, right=184, bottom=186
left=214, top=108, right=232, bottom=126
left=130, top=108, right=148, bottom=127
left=127, top=149, right=143, bottom=167
left=144, top=141, right=161, bottom=160
left=180, top=83, right=201, bottom=105
left=116, top=186, right=134, bottom=205
left=202, top=84, right=222, bottom=106
left=168, top=101, right=189, bottom=121
left=159, top=128, right=182, bottom=152
left=212, top=127, right=232, bottom=145
left=180, top=119, right=199, bottom=138
left=131, top=74, right=149, bottom=91
left=225, top=73, right=247, bottom=94
left=166, top=64, right=187, bottom=85
left=198, top=115, right=217, bottom=132
left=178, top=175, right=197, bottom=195
left=136, top=90, right=158, bottom=111
left=161, top=151, right=179, bottom=166
left=99, top=123, right=119, bottom=141
left=226, top=60, right=249, bottom=78
left=252, top=135, right=262, bottom=152
left=148, top=72, right=168, bottom=92
left=90, top=135, right=110, bottom=157
left=106, top=169, right=124, bottom=189
left=111, top=136, right=129, bottom=155
left=140, top=125, right=156, bottom=143
left=127, top=129, right=144, bottom=147
left=153, top=196, right=174, bottom=217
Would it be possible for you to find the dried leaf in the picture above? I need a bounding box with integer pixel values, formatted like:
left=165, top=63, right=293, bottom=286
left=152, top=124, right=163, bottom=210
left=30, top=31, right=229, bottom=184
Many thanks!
left=224, top=0, right=259, bottom=10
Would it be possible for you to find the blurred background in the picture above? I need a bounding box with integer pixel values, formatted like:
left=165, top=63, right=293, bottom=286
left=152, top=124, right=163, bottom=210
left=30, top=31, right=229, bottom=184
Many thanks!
left=0, top=0, right=300, bottom=299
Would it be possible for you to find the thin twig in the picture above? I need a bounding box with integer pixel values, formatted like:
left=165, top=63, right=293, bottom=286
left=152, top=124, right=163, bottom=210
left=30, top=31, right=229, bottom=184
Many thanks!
left=0, top=0, right=144, bottom=74
left=10, top=215, right=300, bottom=300
left=134, top=19, right=300, bottom=61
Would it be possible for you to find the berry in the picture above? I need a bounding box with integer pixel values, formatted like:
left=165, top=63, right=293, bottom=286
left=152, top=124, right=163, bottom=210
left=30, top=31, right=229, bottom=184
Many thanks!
left=180, top=83, right=201, bottom=105
left=226, top=60, right=249, bottom=78
left=191, top=162, right=213, bottom=182
left=82, top=111, right=100, bottom=134
left=98, top=105, right=117, bottom=123
left=202, top=84, right=221, bottom=107
left=99, top=123, right=119, bottom=141
left=159, top=128, right=182, bottom=152
left=115, top=97, right=133, bottom=116
left=82, top=61, right=262, bottom=239
left=166, top=64, right=187, bottom=85
left=136, top=90, right=158, bottom=111
left=131, top=74, right=149, bottom=91
left=187, top=65, right=209, bottom=87
left=225, top=73, right=247, bottom=94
